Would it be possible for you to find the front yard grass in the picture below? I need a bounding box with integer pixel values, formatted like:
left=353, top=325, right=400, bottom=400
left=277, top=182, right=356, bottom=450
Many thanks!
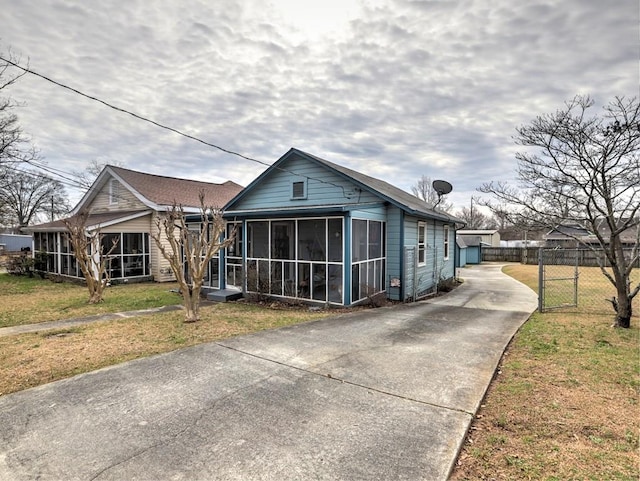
left=0, top=273, right=183, bottom=328
left=450, top=264, right=640, bottom=481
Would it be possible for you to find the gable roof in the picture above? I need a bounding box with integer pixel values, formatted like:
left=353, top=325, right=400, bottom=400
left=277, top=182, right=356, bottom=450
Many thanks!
left=225, top=148, right=463, bottom=224
left=73, top=165, right=244, bottom=214
left=24, top=210, right=152, bottom=233
left=546, top=220, right=639, bottom=244
left=458, top=229, right=499, bottom=235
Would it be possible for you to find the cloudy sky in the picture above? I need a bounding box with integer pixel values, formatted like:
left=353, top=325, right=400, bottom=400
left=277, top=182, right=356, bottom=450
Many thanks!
left=1, top=0, right=638, bottom=209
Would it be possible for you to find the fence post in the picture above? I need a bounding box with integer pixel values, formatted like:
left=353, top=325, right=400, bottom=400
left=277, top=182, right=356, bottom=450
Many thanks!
left=538, top=248, right=544, bottom=313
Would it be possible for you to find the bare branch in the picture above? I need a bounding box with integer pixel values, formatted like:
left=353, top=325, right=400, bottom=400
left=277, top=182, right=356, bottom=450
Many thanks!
left=151, top=191, right=234, bottom=322
left=481, top=95, right=640, bottom=327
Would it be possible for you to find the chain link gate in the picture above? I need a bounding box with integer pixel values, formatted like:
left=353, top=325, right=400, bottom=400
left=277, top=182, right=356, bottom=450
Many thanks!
left=538, top=248, right=579, bottom=312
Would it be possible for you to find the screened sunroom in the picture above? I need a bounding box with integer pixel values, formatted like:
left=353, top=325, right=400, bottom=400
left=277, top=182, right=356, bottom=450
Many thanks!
left=32, top=230, right=152, bottom=281
left=220, top=216, right=386, bottom=306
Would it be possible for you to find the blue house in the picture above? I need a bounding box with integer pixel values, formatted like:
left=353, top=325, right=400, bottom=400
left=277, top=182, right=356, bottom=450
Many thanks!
left=215, top=148, right=463, bottom=306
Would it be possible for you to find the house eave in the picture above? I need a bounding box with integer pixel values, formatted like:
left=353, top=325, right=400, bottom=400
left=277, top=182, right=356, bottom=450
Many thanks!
left=223, top=203, right=385, bottom=219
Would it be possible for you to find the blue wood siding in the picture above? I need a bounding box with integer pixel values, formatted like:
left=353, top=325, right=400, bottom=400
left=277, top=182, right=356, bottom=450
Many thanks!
left=466, top=246, right=482, bottom=264
left=386, top=206, right=403, bottom=300
left=404, top=216, right=456, bottom=297
left=232, top=154, right=380, bottom=211
left=457, top=245, right=468, bottom=267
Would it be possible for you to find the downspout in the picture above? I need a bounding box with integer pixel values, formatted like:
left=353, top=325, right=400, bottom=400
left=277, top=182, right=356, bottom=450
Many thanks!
left=242, top=220, right=248, bottom=295
left=399, top=210, right=405, bottom=301
left=433, top=218, right=438, bottom=289
left=219, top=227, right=226, bottom=290
left=344, top=212, right=352, bottom=306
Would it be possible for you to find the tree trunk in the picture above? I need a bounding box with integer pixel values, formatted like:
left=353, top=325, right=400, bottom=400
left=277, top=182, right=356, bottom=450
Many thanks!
left=183, top=292, right=199, bottom=323
left=86, top=277, right=104, bottom=304
left=614, top=288, right=632, bottom=328
left=88, top=290, right=104, bottom=304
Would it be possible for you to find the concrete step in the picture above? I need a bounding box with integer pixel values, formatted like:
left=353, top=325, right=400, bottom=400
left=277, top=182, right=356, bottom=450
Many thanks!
left=206, top=289, right=243, bottom=302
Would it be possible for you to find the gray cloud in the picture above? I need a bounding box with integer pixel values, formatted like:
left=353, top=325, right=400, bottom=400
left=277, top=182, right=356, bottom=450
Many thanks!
left=1, top=0, right=637, bottom=208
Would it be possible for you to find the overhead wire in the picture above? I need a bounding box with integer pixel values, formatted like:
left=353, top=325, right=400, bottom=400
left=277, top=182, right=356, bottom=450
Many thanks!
left=0, top=56, right=352, bottom=197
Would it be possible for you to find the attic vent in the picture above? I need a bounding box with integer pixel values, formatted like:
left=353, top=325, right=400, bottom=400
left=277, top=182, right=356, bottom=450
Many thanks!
left=109, top=179, right=119, bottom=205
left=292, top=181, right=306, bottom=199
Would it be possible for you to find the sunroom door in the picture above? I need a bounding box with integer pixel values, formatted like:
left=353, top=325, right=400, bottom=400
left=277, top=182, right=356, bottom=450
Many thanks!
left=225, top=222, right=243, bottom=289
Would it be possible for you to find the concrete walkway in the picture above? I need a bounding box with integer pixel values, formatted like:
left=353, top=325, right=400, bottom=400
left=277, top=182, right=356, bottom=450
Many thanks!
left=0, top=264, right=537, bottom=481
left=0, top=305, right=183, bottom=337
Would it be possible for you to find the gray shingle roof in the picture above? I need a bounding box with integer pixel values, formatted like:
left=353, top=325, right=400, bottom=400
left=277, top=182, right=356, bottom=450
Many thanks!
left=110, top=166, right=244, bottom=209
left=294, top=149, right=463, bottom=223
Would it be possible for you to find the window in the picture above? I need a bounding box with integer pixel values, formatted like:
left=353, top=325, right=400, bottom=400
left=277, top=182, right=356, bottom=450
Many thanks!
left=225, top=222, right=243, bottom=288
left=102, top=233, right=150, bottom=279
left=352, top=219, right=367, bottom=262
left=418, top=222, right=426, bottom=265
left=109, top=179, right=119, bottom=205
left=443, top=225, right=450, bottom=260
left=291, top=180, right=307, bottom=199
left=243, top=217, right=343, bottom=304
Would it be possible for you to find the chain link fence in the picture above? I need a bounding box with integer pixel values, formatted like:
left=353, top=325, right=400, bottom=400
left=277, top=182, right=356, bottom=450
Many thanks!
left=538, top=248, right=640, bottom=315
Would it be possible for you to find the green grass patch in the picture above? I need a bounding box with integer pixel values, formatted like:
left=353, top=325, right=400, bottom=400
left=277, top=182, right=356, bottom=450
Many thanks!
left=0, top=273, right=182, bottom=328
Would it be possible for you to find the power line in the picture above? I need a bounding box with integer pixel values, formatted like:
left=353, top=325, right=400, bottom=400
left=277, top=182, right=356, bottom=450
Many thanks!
left=0, top=56, right=351, bottom=196
left=0, top=56, right=271, bottom=168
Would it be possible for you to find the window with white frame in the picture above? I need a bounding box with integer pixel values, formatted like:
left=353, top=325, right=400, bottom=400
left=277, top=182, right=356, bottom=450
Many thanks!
left=417, top=222, right=426, bottom=265
left=291, top=180, right=307, bottom=199
left=443, top=225, right=450, bottom=260
left=102, top=233, right=150, bottom=279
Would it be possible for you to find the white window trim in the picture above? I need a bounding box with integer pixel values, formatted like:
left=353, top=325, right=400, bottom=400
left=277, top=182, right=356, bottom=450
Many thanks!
left=290, top=179, right=307, bottom=200
left=417, top=222, right=426, bottom=266
left=444, top=225, right=450, bottom=260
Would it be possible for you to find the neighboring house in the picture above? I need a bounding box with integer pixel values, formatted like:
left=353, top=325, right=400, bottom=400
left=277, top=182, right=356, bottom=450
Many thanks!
left=0, top=234, right=32, bottom=253
left=457, top=229, right=500, bottom=247
left=212, top=148, right=463, bottom=306
left=544, top=224, right=592, bottom=248
left=544, top=220, right=639, bottom=248
left=25, top=166, right=243, bottom=283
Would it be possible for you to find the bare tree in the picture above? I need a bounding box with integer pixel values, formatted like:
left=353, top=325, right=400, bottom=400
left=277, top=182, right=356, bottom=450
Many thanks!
left=410, top=175, right=453, bottom=212
left=62, top=211, right=119, bottom=304
left=72, top=159, right=124, bottom=190
left=0, top=166, right=70, bottom=228
left=480, top=95, right=640, bottom=328
left=151, top=192, right=233, bottom=323
left=0, top=50, right=39, bottom=168
left=455, top=206, right=491, bottom=229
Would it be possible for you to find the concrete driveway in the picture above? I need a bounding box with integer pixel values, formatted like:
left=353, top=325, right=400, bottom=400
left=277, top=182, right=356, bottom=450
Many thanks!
left=0, top=264, right=537, bottom=480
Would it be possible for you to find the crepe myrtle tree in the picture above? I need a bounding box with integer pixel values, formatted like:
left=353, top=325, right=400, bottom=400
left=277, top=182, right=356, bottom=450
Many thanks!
left=480, top=95, right=639, bottom=328
left=152, top=192, right=234, bottom=323
left=62, top=210, right=119, bottom=304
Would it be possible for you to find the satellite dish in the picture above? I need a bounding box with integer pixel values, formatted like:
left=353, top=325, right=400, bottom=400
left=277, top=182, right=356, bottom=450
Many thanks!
left=432, top=180, right=453, bottom=209
left=432, top=180, right=453, bottom=196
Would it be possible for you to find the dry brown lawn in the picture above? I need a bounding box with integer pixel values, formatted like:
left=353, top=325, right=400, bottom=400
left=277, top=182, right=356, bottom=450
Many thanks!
left=0, top=301, right=330, bottom=396
left=450, top=264, right=640, bottom=481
